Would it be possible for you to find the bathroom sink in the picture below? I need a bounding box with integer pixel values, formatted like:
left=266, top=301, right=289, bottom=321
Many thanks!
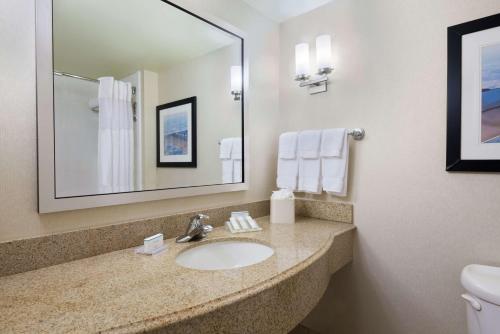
left=175, top=240, right=274, bottom=270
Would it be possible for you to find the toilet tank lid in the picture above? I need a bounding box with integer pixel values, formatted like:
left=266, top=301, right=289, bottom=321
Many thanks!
left=461, top=264, right=500, bottom=306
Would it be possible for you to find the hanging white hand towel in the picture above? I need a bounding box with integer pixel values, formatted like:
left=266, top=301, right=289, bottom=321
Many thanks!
left=231, top=137, right=242, bottom=160
left=278, top=132, right=298, bottom=159
left=277, top=158, right=299, bottom=191
left=232, top=137, right=243, bottom=183
left=320, top=128, right=346, bottom=157
left=219, top=138, right=233, bottom=159
left=321, top=129, right=349, bottom=196
left=220, top=138, right=234, bottom=183
left=298, top=130, right=322, bottom=193
left=298, top=130, right=322, bottom=159
left=222, top=159, right=234, bottom=184
left=276, top=132, right=298, bottom=190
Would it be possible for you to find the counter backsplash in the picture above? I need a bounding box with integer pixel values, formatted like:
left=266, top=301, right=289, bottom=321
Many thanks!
left=0, top=199, right=352, bottom=276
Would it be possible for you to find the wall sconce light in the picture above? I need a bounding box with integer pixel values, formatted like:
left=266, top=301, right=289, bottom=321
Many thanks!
left=295, top=34, right=334, bottom=94
left=230, top=65, right=242, bottom=101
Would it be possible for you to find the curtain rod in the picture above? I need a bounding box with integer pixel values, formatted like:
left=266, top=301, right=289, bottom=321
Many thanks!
left=53, top=71, right=99, bottom=83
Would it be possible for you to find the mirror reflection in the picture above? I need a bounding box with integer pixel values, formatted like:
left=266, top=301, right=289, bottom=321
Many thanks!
left=52, top=0, right=244, bottom=198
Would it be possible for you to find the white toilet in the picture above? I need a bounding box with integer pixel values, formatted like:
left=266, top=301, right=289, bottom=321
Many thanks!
left=461, top=264, right=500, bottom=334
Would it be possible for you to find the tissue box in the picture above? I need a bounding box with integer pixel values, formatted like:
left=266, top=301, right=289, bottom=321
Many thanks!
left=270, top=190, right=295, bottom=224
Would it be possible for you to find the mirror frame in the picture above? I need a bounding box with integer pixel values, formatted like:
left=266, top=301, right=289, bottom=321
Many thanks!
left=36, top=0, right=249, bottom=213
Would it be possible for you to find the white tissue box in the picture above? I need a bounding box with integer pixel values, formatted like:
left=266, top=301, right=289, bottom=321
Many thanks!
left=270, top=198, right=295, bottom=224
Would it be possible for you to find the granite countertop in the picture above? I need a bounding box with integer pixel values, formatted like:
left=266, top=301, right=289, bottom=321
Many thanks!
left=0, top=217, right=355, bottom=334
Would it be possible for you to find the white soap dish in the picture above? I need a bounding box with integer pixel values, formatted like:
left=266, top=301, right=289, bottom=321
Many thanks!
left=225, top=216, right=262, bottom=233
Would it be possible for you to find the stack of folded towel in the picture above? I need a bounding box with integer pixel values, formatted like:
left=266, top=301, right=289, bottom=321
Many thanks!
left=276, top=128, right=349, bottom=196
left=277, top=132, right=299, bottom=190
left=220, top=137, right=243, bottom=183
left=232, top=137, right=242, bottom=183
left=321, top=129, right=348, bottom=196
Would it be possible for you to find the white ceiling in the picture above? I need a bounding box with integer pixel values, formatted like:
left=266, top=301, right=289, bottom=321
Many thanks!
left=53, top=0, right=239, bottom=79
left=242, top=0, right=333, bottom=22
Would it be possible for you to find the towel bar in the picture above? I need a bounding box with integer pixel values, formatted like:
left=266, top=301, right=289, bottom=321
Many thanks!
left=218, top=128, right=365, bottom=145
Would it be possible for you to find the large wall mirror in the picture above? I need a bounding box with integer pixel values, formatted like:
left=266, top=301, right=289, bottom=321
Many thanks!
left=36, top=0, right=247, bottom=212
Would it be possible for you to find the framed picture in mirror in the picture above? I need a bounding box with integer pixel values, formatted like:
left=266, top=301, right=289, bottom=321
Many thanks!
left=447, top=13, right=500, bottom=171
left=156, top=97, right=197, bottom=168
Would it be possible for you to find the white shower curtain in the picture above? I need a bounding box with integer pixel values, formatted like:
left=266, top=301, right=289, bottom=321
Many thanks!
left=97, top=77, right=134, bottom=193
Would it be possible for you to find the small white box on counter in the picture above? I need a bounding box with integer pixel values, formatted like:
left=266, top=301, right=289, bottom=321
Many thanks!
left=135, top=233, right=167, bottom=255
left=143, top=233, right=164, bottom=253
left=270, top=190, right=295, bottom=224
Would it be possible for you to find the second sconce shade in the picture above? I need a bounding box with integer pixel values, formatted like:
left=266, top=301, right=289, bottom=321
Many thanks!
left=316, top=34, right=333, bottom=74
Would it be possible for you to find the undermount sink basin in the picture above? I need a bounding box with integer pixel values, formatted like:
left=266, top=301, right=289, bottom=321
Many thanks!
left=175, top=240, right=274, bottom=270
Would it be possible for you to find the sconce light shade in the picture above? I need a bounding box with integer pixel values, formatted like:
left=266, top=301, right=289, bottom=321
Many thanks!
left=315, top=34, right=333, bottom=74
left=295, top=43, right=310, bottom=80
left=230, top=65, right=242, bottom=101
left=231, top=66, right=242, bottom=92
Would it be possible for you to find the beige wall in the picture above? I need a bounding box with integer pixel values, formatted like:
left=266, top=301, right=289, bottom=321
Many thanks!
left=142, top=70, right=159, bottom=190
left=0, top=0, right=279, bottom=242
left=156, top=44, right=241, bottom=188
left=279, top=1, right=500, bottom=334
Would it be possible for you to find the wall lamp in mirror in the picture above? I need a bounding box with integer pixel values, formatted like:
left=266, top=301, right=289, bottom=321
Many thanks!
left=295, top=34, right=333, bottom=94
left=231, top=65, right=242, bottom=101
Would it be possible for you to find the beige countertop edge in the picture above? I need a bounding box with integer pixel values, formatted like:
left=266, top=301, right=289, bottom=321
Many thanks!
left=107, top=221, right=356, bottom=334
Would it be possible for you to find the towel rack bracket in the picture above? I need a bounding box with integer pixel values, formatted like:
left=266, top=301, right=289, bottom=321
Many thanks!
left=348, top=128, right=365, bottom=141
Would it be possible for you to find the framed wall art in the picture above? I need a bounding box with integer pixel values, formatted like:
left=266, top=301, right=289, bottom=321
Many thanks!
left=447, top=13, right=500, bottom=171
left=156, top=97, right=197, bottom=168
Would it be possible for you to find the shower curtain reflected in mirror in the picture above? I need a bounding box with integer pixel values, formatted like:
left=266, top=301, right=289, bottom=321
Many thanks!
left=97, top=77, right=134, bottom=193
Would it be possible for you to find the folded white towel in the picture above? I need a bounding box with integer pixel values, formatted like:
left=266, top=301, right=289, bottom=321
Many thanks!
left=219, top=138, right=233, bottom=159
left=233, top=159, right=242, bottom=183
left=298, top=130, right=322, bottom=159
left=278, top=132, right=298, bottom=159
left=320, top=128, right=346, bottom=157
left=231, top=137, right=242, bottom=160
left=296, top=130, right=321, bottom=193
left=222, top=160, right=233, bottom=184
left=298, top=158, right=321, bottom=194
left=277, top=158, right=298, bottom=191
left=322, top=131, right=349, bottom=196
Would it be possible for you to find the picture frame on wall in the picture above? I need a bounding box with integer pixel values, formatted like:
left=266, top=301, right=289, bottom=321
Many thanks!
left=447, top=13, right=500, bottom=171
left=156, top=96, right=197, bottom=168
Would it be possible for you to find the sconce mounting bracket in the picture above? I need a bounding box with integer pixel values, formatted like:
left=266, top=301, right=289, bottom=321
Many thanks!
left=298, top=75, right=329, bottom=94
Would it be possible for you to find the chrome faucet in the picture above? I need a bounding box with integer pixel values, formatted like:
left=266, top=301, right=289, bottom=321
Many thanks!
left=175, top=214, right=213, bottom=243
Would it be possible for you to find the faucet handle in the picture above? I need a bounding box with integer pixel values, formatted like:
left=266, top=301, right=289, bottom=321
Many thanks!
left=176, top=214, right=211, bottom=243
left=195, top=214, right=210, bottom=222
left=190, top=214, right=209, bottom=226
left=196, top=214, right=212, bottom=234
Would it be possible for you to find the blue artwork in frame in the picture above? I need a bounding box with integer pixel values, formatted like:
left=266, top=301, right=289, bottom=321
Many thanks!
left=156, top=97, right=197, bottom=168
left=447, top=13, right=500, bottom=171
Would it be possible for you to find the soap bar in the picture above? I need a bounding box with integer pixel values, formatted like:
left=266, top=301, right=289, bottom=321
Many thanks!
left=229, top=217, right=242, bottom=230
left=247, top=217, right=259, bottom=229
left=144, top=233, right=164, bottom=253
left=236, top=216, right=250, bottom=229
